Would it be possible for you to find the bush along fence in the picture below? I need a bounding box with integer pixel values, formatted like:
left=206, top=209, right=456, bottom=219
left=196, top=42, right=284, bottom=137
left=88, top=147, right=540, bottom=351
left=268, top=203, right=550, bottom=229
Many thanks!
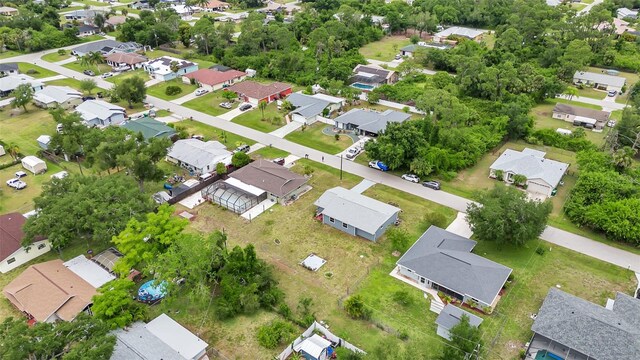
left=276, top=321, right=366, bottom=360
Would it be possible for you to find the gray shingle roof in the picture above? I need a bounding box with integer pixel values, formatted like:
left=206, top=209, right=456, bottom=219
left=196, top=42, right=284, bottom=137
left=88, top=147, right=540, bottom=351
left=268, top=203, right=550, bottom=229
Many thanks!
left=396, top=226, right=512, bottom=305
left=167, top=139, right=231, bottom=169
left=435, top=26, right=487, bottom=39
left=0, top=63, right=18, bottom=72
left=553, top=103, right=610, bottom=123
left=531, top=288, right=640, bottom=360
left=573, top=71, right=627, bottom=88
left=72, top=40, right=141, bottom=56
left=76, top=100, right=125, bottom=121
left=436, top=304, right=483, bottom=330
left=111, top=321, right=187, bottom=360
left=314, top=187, right=400, bottom=235
left=489, top=148, right=569, bottom=188
left=334, top=109, right=410, bottom=135
left=229, top=159, right=308, bottom=198
left=287, top=93, right=332, bottom=118
left=33, top=86, right=82, bottom=105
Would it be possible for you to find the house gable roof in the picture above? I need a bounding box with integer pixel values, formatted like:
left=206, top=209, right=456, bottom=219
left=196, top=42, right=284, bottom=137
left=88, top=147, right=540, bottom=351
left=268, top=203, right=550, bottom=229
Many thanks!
left=145, top=56, right=197, bottom=75
left=287, top=93, right=333, bottom=118
left=105, top=52, right=148, bottom=65
left=353, top=64, right=394, bottom=79
left=314, top=186, right=400, bottom=235
left=553, top=103, right=610, bottom=122
left=167, top=139, right=231, bottom=169
left=0, top=75, right=43, bottom=92
left=76, top=100, right=125, bottom=121
left=334, top=108, right=410, bottom=134
left=33, top=86, right=82, bottom=105
left=435, top=26, right=487, bottom=39
left=573, top=71, right=627, bottom=88
left=145, top=313, right=208, bottom=359
left=226, top=80, right=291, bottom=100
left=489, top=148, right=569, bottom=188
left=0, top=212, right=26, bottom=262
left=122, top=117, right=177, bottom=139
left=396, top=226, right=512, bottom=305
left=0, top=62, right=18, bottom=72
left=184, top=68, right=245, bottom=86
left=436, top=304, right=483, bottom=330
left=531, top=288, right=640, bottom=360
left=229, top=159, right=308, bottom=197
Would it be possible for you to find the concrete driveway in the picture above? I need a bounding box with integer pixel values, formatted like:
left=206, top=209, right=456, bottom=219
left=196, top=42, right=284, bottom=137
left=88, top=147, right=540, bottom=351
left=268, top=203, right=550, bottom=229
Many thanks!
left=218, top=106, right=250, bottom=121
left=445, top=212, right=473, bottom=238
left=172, top=91, right=200, bottom=105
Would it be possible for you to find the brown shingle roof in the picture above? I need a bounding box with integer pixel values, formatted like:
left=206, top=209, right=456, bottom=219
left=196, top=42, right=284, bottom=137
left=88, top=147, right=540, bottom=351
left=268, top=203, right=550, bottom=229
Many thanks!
left=105, top=52, right=148, bottom=65
left=106, top=15, right=127, bottom=26
left=3, top=259, right=97, bottom=322
left=226, top=81, right=291, bottom=101
left=184, top=68, right=245, bottom=86
left=553, top=103, right=610, bottom=122
left=229, top=159, right=307, bottom=198
left=0, top=212, right=26, bottom=262
left=204, top=0, right=229, bottom=8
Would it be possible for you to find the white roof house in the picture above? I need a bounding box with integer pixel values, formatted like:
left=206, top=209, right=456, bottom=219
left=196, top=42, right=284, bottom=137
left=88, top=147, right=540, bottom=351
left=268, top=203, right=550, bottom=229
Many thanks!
left=0, top=75, right=44, bottom=95
left=617, top=7, right=638, bottom=19
left=76, top=100, right=126, bottom=128
left=489, top=148, right=569, bottom=197
left=63, top=255, right=115, bottom=289
left=573, top=71, right=627, bottom=91
left=166, top=139, right=232, bottom=175
left=33, top=86, right=82, bottom=108
left=434, top=26, right=487, bottom=41
left=293, top=334, right=332, bottom=360
left=146, top=314, right=208, bottom=359
left=143, top=56, right=198, bottom=81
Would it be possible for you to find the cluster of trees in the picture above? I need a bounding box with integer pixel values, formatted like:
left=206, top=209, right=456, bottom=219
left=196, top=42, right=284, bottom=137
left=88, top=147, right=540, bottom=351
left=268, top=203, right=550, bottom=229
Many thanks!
left=526, top=127, right=595, bottom=152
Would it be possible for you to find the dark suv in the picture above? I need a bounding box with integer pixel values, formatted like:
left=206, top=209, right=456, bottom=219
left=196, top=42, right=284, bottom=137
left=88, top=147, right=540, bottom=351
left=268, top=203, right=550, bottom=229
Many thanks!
left=422, top=180, right=441, bottom=190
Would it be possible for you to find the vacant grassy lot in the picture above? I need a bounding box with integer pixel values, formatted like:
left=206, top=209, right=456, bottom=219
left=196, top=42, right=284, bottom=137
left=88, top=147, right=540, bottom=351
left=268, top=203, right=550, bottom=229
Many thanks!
left=63, top=61, right=112, bottom=75
left=530, top=100, right=608, bottom=146
left=183, top=91, right=239, bottom=117
left=250, top=146, right=289, bottom=160
left=359, top=36, right=411, bottom=61
left=105, top=69, right=150, bottom=84
left=17, top=63, right=58, bottom=78
left=231, top=102, right=285, bottom=133
left=42, top=51, right=72, bottom=63
left=285, top=123, right=354, bottom=154
left=147, top=80, right=198, bottom=101
left=171, top=120, right=256, bottom=150
left=144, top=49, right=185, bottom=60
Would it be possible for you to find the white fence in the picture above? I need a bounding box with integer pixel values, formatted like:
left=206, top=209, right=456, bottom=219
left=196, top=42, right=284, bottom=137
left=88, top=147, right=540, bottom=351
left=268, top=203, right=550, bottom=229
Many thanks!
left=277, top=321, right=366, bottom=360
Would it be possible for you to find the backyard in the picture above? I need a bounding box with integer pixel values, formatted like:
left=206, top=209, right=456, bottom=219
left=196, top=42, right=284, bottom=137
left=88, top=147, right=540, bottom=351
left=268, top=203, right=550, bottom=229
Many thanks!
left=146, top=79, right=198, bottom=101
left=183, top=90, right=239, bottom=117
left=231, top=102, right=286, bottom=133
left=41, top=51, right=72, bottom=63
left=359, top=36, right=412, bottom=61
left=285, top=122, right=354, bottom=154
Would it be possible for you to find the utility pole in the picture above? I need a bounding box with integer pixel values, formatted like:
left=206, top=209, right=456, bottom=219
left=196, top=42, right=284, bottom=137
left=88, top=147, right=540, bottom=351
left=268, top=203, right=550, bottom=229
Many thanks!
left=340, top=154, right=343, bottom=180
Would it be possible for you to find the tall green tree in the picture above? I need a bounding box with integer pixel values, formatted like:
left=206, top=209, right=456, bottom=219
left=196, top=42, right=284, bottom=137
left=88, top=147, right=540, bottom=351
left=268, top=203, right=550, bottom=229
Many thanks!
left=79, top=78, right=97, bottom=94
left=466, top=186, right=552, bottom=246
left=10, top=83, right=34, bottom=112
left=113, top=75, right=147, bottom=108
left=258, top=99, right=267, bottom=120
left=440, top=315, right=483, bottom=360
left=117, top=135, right=171, bottom=191
left=92, top=279, right=146, bottom=329
left=49, top=108, right=90, bottom=174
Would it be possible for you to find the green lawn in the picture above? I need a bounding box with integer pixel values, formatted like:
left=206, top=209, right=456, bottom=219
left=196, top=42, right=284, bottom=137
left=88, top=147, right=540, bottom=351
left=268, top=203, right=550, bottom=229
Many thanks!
left=587, top=66, right=640, bottom=104
left=231, top=102, right=286, bottom=133
left=359, top=35, right=411, bottom=61
left=78, top=35, right=106, bottom=43
left=171, top=120, right=256, bottom=150
left=572, top=3, right=587, bottom=10
left=250, top=146, right=289, bottom=160
left=105, top=69, right=150, bottom=84
left=63, top=60, right=112, bottom=76
left=285, top=122, right=354, bottom=154
left=17, top=63, right=58, bottom=79
left=76, top=0, right=111, bottom=6
left=575, top=86, right=606, bottom=100
left=146, top=80, right=198, bottom=101
left=41, top=51, right=72, bottom=63
left=144, top=49, right=185, bottom=60
left=530, top=100, right=608, bottom=146
left=44, top=78, right=107, bottom=95
left=182, top=91, right=239, bottom=116
left=554, top=98, right=603, bottom=110
left=57, top=6, right=83, bottom=13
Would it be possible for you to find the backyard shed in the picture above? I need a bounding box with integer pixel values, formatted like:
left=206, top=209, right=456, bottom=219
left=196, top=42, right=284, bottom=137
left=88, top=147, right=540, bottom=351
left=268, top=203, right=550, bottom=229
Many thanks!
left=21, top=156, right=47, bottom=174
left=435, top=304, right=483, bottom=340
left=37, top=135, right=51, bottom=150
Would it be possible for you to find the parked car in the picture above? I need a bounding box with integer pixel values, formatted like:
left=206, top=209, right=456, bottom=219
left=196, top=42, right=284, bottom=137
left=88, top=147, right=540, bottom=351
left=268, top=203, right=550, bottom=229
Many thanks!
left=345, top=147, right=361, bottom=159
left=56, top=123, right=63, bottom=134
left=83, top=70, right=95, bottom=76
left=401, top=174, right=420, bottom=183
left=239, top=103, right=252, bottom=111
left=191, top=134, right=205, bottom=140
left=272, top=157, right=285, bottom=165
left=6, top=178, right=27, bottom=190
left=234, top=144, right=250, bottom=154
left=607, top=120, right=617, bottom=127
left=219, top=102, right=232, bottom=109
left=395, top=54, right=402, bottom=60
left=368, top=160, right=389, bottom=171
left=607, top=90, right=618, bottom=97
left=101, top=72, right=114, bottom=78
left=195, top=88, right=209, bottom=96
left=82, top=96, right=95, bottom=101
left=422, top=180, right=441, bottom=190
left=14, top=171, right=27, bottom=178
left=114, top=65, right=131, bottom=72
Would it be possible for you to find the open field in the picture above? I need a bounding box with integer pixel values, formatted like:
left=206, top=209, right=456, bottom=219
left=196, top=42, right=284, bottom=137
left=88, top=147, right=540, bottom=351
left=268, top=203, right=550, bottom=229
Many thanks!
left=0, top=50, right=23, bottom=60
left=170, top=120, right=256, bottom=150
left=231, top=102, right=285, bottom=133
left=285, top=123, right=354, bottom=154
left=183, top=91, right=239, bottom=117
left=42, top=51, right=72, bottom=63
left=250, top=146, right=289, bottom=160
left=359, top=36, right=412, bottom=61
left=17, top=63, right=58, bottom=78
left=146, top=80, right=198, bottom=101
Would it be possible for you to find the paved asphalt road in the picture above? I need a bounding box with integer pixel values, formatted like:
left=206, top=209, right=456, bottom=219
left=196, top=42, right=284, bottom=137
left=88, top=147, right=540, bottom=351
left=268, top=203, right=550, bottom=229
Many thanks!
left=2, top=46, right=639, bottom=273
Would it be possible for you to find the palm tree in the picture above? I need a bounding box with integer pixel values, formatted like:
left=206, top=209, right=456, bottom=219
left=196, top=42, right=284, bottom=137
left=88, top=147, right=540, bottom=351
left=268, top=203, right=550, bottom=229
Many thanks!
left=87, top=51, right=105, bottom=74
left=611, top=146, right=636, bottom=172
left=563, top=86, right=578, bottom=101
left=258, top=100, right=267, bottom=120
left=5, top=142, right=19, bottom=161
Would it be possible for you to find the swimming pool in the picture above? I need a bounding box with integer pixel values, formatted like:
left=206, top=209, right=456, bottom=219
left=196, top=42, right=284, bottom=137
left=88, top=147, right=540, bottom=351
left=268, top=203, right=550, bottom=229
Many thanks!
left=535, top=350, right=564, bottom=360
left=351, top=82, right=375, bottom=91
left=138, top=280, right=168, bottom=302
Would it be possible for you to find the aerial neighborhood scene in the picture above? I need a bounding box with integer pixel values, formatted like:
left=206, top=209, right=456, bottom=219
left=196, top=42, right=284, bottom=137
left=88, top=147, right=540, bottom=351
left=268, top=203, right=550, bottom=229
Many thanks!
left=1, top=0, right=640, bottom=358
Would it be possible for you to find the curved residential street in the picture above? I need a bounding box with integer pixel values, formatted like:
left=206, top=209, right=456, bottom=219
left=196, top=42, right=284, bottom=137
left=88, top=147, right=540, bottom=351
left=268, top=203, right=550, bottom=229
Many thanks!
left=2, top=46, right=639, bottom=272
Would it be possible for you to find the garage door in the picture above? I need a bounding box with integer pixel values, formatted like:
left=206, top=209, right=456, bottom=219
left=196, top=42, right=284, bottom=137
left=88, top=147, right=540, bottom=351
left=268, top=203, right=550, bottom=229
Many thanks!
left=527, top=181, right=551, bottom=196
left=292, top=113, right=307, bottom=124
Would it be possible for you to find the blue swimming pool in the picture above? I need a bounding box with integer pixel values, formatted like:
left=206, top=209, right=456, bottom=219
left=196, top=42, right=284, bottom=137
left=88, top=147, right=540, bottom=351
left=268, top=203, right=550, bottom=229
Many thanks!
left=351, top=82, right=375, bottom=91
left=535, top=350, right=564, bottom=360
left=138, top=280, right=168, bottom=302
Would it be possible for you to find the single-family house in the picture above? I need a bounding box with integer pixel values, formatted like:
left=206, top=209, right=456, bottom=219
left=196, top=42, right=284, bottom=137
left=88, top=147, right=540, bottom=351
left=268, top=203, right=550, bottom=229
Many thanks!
left=143, top=56, right=198, bottom=81
left=21, top=156, right=47, bottom=174
left=3, top=259, right=98, bottom=323
left=552, top=103, right=610, bottom=130
left=286, top=92, right=344, bottom=124
left=293, top=334, right=334, bottom=360
left=76, top=100, right=127, bottom=127
left=433, top=26, right=487, bottom=42
left=617, top=7, right=638, bottom=19
left=0, top=213, right=50, bottom=273
left=166, top=139, right=232, bottom=175
left=349, top=64, right=398, bottom=90
left=33, top=86, right=83, bottom=109
left=573, top=71, right=626, bottom=92
left=105, top=15, right=127, bottom=28
left=122, top=117, right=177, bottom=140
left=225, top=80, right=292, bottom=105
left=227, top=159, right=308, bottom=204
left=71, top=40, right=142, bottom=57
left=597, top=17, right=636, bottom=35
left=0, top=62, right=19, bottom=76
left=0, top=6, right=18, bottom=16
left=0, top=75, right=44, bottom=97
left=436, top=304, right=483, bottom=340
left=130, top=0, right=150, bottom=9
left=395, top=226, right=512, bottom=309
left=105, top=52, right=148, bottom=70
left=111, top=313, right=209, bottom=360
left=37, top=135, right=51, bottom=150
left=546, top=0, right=561, bottom=7
left=400, top=43, right=451, bottom=57
left=489, top=148, right=569, bottom=197
left=334, top=108, right=411, bottom=136
left=525, top=287, right=640, bottom=360
left=64, top=9, right=107, bottom=22
left=76, top=24, right=99, bottom=37
left=202, top=0, right=230, bottom=11
left=314, top=186, right=400, bottom=242
left=182, top=68, right=246, bottom=91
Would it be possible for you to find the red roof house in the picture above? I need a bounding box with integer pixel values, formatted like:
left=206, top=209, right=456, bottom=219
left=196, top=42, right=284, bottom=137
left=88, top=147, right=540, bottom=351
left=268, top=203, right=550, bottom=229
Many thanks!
left=182, top=68, right=246, bottom=91
left=225, top=81, right=292, bottom=105
left=0, top=213, right=51, bottom=273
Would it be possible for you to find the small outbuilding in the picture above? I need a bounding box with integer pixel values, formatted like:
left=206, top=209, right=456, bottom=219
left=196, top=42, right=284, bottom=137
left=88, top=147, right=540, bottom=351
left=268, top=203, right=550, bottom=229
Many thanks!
left=435, top=304, right=483, bottom=340
left=21, top=156, right=47, bottom=174
left=37, top=135, right=51, bottom=150
left=293, top=334, right=334, bottom=360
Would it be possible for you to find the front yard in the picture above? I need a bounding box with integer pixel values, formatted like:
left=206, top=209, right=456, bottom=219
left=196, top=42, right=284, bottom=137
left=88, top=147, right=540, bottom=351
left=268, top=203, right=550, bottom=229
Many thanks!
left=359, top=36, right=412, bottom=61
left=17, top=63, right=58, bottom=78
left=170, top=120, right=256, bottom=150
left=146, top=80, right=198, bottom=101
left=284, top=123, right=354, bottom=154
left=105, top=69, right=150, bottom=84
left=63, top=60, right=112, bottom=75
left=41, top=51, right=72, bottom=63
left=231, top=102, right=286, bottom=133
left=182, top=90, right=239, bottom=117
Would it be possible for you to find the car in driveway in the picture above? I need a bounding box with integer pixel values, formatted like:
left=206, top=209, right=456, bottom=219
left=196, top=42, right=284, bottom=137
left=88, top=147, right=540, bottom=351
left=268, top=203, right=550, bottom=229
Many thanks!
left=219, top=102, right=232, bottom=109
left=101, top=72, right=114, bottom=78
left=401, top=174, right=420, bottom=183
left=607, top=90, right=618, bottom=97
left=345, top=146, right=361, bottom=159
left=83, top=70, right=95, bottom=76
left=368, top=160, right=389, bottom=171
left=195, top=88, right=209, bottom=96
left=607, top=120, right=617, bottom=127
left=6, top=178, right=27, bottom=190
left=422, top=180, right=441, bottom=190
left=272, top=157, right=285, bottom=165
left=233, top=144, right=250, bottom=154
left=239, top=103, right=252, bottom=111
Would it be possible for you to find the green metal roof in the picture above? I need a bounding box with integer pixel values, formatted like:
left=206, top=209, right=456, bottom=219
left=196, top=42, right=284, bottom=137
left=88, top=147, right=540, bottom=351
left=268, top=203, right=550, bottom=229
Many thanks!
left=122, top=117, right=177, bottom=140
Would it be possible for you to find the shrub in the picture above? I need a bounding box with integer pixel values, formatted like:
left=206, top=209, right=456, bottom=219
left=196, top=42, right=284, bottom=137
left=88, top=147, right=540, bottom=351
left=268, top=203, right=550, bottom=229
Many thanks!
left=387, top=227, right=411, bottom=252
left=397, top=328, right=409, bottom=340
left=423, top=212, right=447, bottom=228
left=26, top=69, right=38, bottom=75
left=334, top=134, right=340, bottom=141
left=256, top=320, right=296, bottom=349
left=231, top=151, right=250, bottom=168
left=535, top=247, right=546, bottom=256
left=392, top=290, right=414, bottom=307
left=165, top=85, right=182, bottom=96
left=344, top=295, right=372, bottom=320
left=215, top=162, right=227, bottom=175
left=277, top=303, right=292, bottom=320
left=57, top=49, right=66, bottom=55
left=493, top=169, right=504, bottom=181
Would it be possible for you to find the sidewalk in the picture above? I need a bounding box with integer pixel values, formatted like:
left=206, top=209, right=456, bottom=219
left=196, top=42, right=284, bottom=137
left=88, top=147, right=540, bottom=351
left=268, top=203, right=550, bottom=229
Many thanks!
left=40, top=75, right=67, bottom=82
